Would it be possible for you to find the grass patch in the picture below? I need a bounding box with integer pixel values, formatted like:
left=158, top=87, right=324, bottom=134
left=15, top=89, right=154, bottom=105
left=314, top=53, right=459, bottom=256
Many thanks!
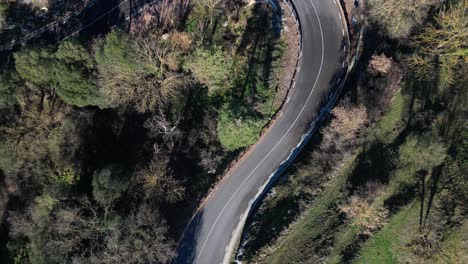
left=375, top=89, right=408, bottom=143
left=429, top=221, right=468, bottom=264
left=263, top=156, right=359, bottom=264
left=248, top=82, right=414, bottom=263
left=217, top=107, right=265, bottom=151
left=355, top=202, right=419, bottom=264
left=356, top=205, right=467, bottom=264
left=328, top=224, right=361, bottom=264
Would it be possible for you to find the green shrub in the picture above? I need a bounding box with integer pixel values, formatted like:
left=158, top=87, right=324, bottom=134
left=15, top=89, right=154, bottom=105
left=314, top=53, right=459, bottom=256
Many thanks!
left=14, top=42, right=107, bottom=108
left=95, top=30, right=143, bottom=76
left=53, top=42, right=106, bottom=107
left=92, top=165, right=130, bottom=219
left=185, top=45, right=232, bottom=95
left=217, top=104, right=263, bottom=151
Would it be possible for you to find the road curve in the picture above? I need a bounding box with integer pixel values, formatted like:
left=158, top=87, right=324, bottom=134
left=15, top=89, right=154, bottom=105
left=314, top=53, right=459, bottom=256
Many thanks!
left=175, top=0, right=349, bottom=263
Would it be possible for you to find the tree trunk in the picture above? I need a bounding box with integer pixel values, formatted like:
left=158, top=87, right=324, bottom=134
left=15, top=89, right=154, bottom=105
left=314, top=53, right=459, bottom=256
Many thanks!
left=39, top=89, right=45, bottom=112
left=419, top=170, right=426, bottom=230
left=424, top=166, right=443, bottom=225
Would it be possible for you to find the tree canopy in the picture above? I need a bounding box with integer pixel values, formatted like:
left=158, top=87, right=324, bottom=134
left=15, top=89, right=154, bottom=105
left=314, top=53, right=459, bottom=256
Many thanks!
left=185, top=45, right=232, bottom=94
left=368, top=0, right=444, bottom=40
left=14, top=42, right=107, bottom=108
left=53, top=42, right=107, bottom=107
left=92, top=165, right=130, bottom=218
left=399, top=135, right=447, bottom=172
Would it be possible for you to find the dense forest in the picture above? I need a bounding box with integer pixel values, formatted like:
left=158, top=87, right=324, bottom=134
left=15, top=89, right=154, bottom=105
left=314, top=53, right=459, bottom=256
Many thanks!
left=238, top=0, right=467, bottom=263
left=0, top=0, right=466, bottom=264
left=0, top=0, right=296, bottom=263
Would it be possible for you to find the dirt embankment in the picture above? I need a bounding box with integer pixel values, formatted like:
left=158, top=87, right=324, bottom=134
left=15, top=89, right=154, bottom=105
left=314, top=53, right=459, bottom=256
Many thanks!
left=272, top=0, right=300, bottom=110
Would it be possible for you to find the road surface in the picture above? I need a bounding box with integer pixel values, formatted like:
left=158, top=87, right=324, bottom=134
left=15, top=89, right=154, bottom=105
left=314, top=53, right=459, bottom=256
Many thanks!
left=175, top=0, right=349, bottom=263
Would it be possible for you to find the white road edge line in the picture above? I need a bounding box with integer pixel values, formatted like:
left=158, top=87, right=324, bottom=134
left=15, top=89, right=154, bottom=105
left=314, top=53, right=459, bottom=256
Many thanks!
left=196, top=0, right=326, bottom=263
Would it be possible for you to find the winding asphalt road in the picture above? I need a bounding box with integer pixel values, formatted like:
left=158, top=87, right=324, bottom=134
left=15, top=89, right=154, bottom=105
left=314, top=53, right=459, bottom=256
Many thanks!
left=175, top=0, right=349, bottom=263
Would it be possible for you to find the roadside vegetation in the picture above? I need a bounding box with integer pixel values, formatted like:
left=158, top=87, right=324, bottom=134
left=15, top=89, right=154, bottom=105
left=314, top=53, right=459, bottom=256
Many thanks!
left=239, top=0, right=467, bottom=263
left=0, top=0, right=296, bottom=263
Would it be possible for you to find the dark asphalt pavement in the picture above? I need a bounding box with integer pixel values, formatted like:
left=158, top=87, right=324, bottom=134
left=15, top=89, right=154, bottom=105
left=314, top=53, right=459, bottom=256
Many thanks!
left=175, top=0, right=349, bottom=263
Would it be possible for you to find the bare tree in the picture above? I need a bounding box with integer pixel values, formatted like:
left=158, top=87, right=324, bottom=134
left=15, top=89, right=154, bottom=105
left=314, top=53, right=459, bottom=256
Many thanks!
left=368, top=54, right=393, bottom=76
left=94, top=204, right=175, bottom=264
left=146, top=109, right=182, bottom=138
left=130, top=0, right=190, bottom=34
left=321, top=100, right=368, bottom=152
left=136, top=157, right=185, bottom=204
left=368, top=0, right=444, bottom=39
left=340, top=182, right=388, bottom=235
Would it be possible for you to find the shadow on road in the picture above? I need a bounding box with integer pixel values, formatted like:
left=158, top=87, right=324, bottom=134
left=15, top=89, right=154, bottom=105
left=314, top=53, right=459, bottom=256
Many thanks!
left=173, top=208, right=205, bottom=264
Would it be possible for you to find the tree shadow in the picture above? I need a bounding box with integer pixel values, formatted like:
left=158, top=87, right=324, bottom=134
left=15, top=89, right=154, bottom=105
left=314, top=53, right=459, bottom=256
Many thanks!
left=0, top=172, right=11, bottom=263
left=423, top=165, right=443, bottom=224
left=239, top=194, right=300, bottom=261
left=0, top=2, right=41, bottom=48
left=348, top=142, right=395, bottom=189
left=384, top=180, right=418, bottom=213
left=162, top=84, right=230, bottom=237
left=78, top=110, right=148, bottom=194
left=173, top=207, right=206, bottom=264
left=62, top=0, right=123, bottom=40
left=42, top=0, right=131, bottom=46
left=233, top=2, right=282, bottom=104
